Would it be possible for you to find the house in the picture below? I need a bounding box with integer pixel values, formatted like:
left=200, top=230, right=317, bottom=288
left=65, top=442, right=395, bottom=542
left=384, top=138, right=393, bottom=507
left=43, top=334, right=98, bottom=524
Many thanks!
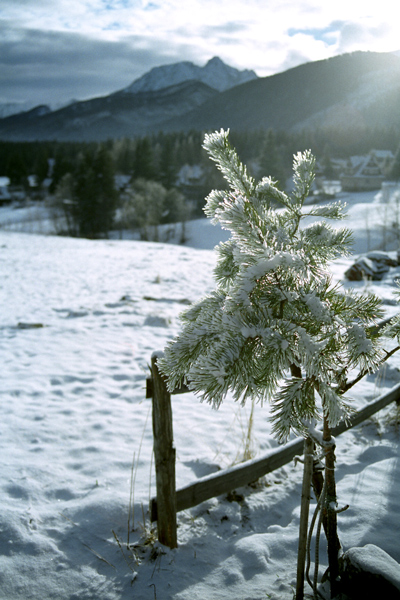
left=341, top=150, right=394, bottom=192
left=371, top=149, right=394, bottom=168
left=0, top=176, right=11, bottom=205
left=176, top=164, right=206, bottom=209
left=176, top=164, right=204, bottom=186
left=114, top=174, right=131, bottom=191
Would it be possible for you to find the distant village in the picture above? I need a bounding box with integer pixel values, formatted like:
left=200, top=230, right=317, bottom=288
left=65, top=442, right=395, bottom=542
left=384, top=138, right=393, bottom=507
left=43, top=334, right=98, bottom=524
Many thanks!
left=320, top=149, right=395, bottom=193
left=0, top=148, right=398, bottom=209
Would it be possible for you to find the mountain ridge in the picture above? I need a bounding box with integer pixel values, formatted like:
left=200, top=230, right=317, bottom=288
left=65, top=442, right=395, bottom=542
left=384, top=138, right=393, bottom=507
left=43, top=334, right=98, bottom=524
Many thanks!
left=161, top=51, right=400, bottom=133
left=1, top=51, right=400, bottom=141
left=123, top=56, right=257, bottom=94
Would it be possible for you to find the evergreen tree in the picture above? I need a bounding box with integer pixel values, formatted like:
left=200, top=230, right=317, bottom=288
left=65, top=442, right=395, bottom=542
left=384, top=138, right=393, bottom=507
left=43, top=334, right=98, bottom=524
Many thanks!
left=6, top=150, right=27, bottom=186
left=112, top=137, right=135, bottom=174
left=133, top=137, right=155, bottom=180
left=390, top=143, right=400, bottom=180
left=159, top=129, right=385, bottom=598
left=158, top=137, right=178, bottom=189
left=321, top=146, right=336, bottom=179
left=33, top=145, right=50, bottom=185
left=258, top=129, right=287, bottom=190
left=73, top=146, right=118, bottom=238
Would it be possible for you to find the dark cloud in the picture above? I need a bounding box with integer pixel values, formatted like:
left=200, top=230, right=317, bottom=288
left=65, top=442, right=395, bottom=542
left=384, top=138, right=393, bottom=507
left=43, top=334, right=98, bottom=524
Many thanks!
left=0, top=24, right=194, bottom=106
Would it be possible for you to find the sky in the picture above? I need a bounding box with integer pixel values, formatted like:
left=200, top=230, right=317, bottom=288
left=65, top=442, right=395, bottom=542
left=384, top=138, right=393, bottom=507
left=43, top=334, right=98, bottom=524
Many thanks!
left=1, top=0, right=400, bottom=110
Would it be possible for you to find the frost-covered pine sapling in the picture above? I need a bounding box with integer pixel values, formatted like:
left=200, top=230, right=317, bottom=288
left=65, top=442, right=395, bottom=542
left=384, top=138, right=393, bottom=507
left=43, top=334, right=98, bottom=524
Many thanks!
left=158, top=129, right=384, bottom=597
left=379, top=285, right=400, bottom=379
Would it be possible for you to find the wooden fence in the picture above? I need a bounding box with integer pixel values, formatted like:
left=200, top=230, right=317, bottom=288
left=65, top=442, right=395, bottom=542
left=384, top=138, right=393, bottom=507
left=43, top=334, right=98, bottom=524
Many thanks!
left=147, top=353, right=400, bottom=548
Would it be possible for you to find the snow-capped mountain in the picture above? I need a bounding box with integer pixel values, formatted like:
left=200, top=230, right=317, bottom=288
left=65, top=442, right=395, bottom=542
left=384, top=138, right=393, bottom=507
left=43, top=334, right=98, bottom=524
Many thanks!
left=124, top=56, right=257, bottom=94
left=1, top=51, right=400, bottom=142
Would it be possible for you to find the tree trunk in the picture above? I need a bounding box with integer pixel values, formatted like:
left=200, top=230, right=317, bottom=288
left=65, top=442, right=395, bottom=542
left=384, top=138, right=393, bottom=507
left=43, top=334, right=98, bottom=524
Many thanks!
left=323, top=416, right=341, bottom=598
left=295, top=436, right=314, bottom=600
left=312, top=463, right=340, bottom=550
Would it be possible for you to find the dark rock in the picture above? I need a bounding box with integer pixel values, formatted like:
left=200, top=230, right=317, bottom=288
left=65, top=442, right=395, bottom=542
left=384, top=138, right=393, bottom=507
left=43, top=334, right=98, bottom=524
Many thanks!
left=365, top=251, right=398, bottom=267
left=16, top=322, right=44, bottom=329
left=339, top=544, right=400, bottom=600
left=345, top=257, right=389, bottom=281
left=344, top=253, right=394, bottom=281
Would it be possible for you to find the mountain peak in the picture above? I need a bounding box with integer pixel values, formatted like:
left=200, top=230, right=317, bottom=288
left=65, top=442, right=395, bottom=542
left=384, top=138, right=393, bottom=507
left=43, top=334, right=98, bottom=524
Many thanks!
left=206, top=56, right=224, bottom=66
left=123, top=57, right=257, bottom=94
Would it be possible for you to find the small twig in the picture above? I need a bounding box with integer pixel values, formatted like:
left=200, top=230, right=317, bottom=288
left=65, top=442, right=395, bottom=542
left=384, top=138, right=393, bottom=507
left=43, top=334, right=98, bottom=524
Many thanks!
left=82, top=542, right=116, bottom=569
left=128, top=451, right=135, bottom=546
left=128, top=403, right=152, bottom=545
left=340, top=344, right=400, bottom=394
left=112, top=530, right=137, bottom=573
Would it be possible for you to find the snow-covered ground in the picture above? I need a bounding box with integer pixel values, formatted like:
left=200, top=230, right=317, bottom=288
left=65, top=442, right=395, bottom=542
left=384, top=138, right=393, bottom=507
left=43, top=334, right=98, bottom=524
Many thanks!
left=1, top=187, right=400, bottom=599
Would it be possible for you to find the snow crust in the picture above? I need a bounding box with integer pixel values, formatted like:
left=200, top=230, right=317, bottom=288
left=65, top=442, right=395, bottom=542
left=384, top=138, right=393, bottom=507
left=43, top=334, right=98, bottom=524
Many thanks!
left=1, top=186, right=400, bottom=599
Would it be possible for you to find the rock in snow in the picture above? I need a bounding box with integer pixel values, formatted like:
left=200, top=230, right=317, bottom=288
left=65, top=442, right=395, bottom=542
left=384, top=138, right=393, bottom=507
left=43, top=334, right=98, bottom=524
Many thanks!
left=339, top=544, right=400, bottom=600
left=345, top=251, right=398, bottom=281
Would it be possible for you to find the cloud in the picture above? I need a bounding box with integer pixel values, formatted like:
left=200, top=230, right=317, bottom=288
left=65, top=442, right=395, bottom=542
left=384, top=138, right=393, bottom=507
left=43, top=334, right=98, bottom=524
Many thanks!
left=335, top=20, right=398, bottom=53
left=288, top=25, right=339, bottom=46
left=0, top=0, right=399, bottom=107
left=0, top=24, right=182, bottom=105
left=200, top=21, right=249, bottom=36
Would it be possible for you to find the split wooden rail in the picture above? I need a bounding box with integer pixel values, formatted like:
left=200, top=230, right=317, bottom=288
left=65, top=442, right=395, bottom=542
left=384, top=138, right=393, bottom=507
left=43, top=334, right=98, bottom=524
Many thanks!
left=147, top=351, right=400, bottom=549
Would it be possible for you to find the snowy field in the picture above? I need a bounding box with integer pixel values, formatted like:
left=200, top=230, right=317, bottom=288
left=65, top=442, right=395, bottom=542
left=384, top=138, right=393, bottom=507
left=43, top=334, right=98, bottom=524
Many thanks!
left=1, top=187, right=400, bottom=599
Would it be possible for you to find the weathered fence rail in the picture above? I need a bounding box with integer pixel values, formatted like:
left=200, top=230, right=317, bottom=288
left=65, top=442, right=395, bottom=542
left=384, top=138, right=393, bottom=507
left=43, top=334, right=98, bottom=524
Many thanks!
left=147, top=351, right=400, bottom=548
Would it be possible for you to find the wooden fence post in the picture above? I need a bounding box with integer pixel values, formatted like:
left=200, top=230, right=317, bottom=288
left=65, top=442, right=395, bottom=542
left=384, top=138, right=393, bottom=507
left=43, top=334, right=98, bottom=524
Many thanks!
left=151, top=352, right=177, bottom=549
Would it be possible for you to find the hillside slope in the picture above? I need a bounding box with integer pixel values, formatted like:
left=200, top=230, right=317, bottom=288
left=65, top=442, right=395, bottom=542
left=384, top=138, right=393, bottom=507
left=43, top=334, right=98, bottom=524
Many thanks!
left=0, top=51, right=399, bottom=141
left=162, top=51, right=400, bottom=133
